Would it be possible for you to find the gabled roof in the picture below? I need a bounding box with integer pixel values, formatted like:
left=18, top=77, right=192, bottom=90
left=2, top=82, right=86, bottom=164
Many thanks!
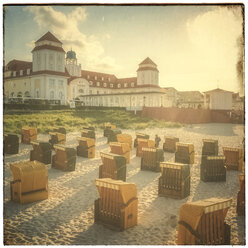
left=139, top=57, right=157, bottom=66
left=5, top=60, right=32, bottom=71
left=35, top=31, right=62, bottom=44
left=204, top=88, right=234, bottom=94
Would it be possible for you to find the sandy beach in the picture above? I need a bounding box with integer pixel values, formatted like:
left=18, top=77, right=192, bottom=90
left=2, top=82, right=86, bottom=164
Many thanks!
left=3, top=123, right=245, bottom=245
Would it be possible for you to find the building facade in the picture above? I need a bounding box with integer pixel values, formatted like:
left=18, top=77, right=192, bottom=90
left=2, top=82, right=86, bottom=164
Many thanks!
left=4, top=31, right=170, bottom=109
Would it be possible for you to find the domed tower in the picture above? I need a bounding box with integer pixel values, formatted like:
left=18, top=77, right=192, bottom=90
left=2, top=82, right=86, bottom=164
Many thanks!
left=137, top=57, right=159, bottom=86
left=65, top=49, right=81, bottom=77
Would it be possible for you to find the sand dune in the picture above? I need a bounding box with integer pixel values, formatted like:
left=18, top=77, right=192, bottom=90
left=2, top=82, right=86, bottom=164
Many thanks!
left=4, top=123, right=245, bottom=245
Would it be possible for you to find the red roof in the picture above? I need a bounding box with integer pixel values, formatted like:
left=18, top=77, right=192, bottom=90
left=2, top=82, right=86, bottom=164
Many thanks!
left=32, top=45, right=65, bottom=53
left=139, top=57, right=157, bottom=66
left=35, top=31, right=62, bottom=44
left=5, top=60, right=32, bottom=71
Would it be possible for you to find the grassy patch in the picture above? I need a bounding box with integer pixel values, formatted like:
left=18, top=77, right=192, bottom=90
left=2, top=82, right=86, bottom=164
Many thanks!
left=3, top=109, right=183, bottom=134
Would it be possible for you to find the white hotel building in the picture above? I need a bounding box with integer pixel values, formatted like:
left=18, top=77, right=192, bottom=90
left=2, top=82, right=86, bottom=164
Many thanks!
left=4, top=31, right=172, bottom=109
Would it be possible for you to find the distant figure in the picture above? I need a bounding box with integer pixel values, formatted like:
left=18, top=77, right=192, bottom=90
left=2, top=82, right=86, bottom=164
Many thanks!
left=155, top=134, right=161, bottom=148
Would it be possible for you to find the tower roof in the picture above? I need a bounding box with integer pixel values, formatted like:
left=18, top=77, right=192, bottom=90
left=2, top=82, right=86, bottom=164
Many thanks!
left=66, top=50, right=77, bottom=59
left=139, top=57, right=157, bottom=66
left=35, top=31, right=62, bottom=44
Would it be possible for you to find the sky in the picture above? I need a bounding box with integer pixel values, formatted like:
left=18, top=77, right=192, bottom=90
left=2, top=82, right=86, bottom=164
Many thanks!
left=3, top=4, right=244, bottom=94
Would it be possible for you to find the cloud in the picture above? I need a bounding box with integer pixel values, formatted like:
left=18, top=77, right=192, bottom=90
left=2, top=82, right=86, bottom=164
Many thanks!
left=186, top=6, right=243, bottom=91
left=24, top=6, right=120, bottom=72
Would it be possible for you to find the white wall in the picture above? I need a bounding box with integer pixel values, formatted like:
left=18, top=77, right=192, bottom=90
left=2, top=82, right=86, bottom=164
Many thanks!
left=209, top=92, right=232, bottom=110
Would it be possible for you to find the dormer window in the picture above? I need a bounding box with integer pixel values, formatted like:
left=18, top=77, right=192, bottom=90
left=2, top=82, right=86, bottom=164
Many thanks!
left=131, top=82, right=134, bottom=87
left=103, top=83, right=107, bottom=87
left=118, top=84, right=121, bottom=88
left=124, top=83, right=128, bottom=88
left=13, top=71, right=16, bottom=77
left=97, top=82, right=100, bottom=86
left=110, top=84, right=113, bottom=88
left=27, top=69, right=30, bottom=75
left=20, top=70, right=23, bottom=76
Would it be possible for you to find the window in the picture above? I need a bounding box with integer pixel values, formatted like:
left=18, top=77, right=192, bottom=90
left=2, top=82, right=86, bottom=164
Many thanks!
left=79, top=89, right=84, bottom=93
left=110, top=84, right=113, bottom=88
left=27, top=69, right=30, bottom=75
left=13, top=71, right=16, bottom=77
left=87, top=75, right=90, bottom=79
left=108, top=77, right=111, bottom=82
left=89, top=81, right=93, bottom=86
left=20, top=70, right=23, bottom=76
left=124, top=83, right=128, bottom=88
left=49, top=79, right=55, bottom=88
left=94, top=76, right=97, bottom=80
left=89, top=90, right=92, bottom=94
left=50, top=91, right=54, bottom=99
left=59, top=91, right=64, bottom=100
left=118, top=84, right=121, bottom=88
left=102, top=77, right=104, bottom=81
left=97, top=82, right=100, bottom=86
left=97, top=91, right=99, bottom=94
left=58, top=80, right=64, bottom=88
left=103, top=83, right=107, bottom=87
left=131, top=82, right=134, bottom=87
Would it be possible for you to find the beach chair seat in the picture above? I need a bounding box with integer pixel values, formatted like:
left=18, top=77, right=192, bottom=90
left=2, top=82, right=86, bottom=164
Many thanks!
left=52, top=144, right=76, bottom=171
left=21, top=127, right=37, bottom=144
left=110, top=142, right=131, bottom=164
left=94, top=178, right=138, bottom=231
left=116, top=134, right=132, bottom=149
left=107, top=129, right=122, bottom=143
left=99, top=152, right=126, bottom=181
left=10, top=160, right=48, bottom=204
left=163, top=136, right=179, bottom=153
left=77, top=137, right=95, bottom=158
left=49, top=132, right=66, bottom=148
left=141, top=147, right=164, bottom=172
left=237, top=173, right=245, bottom=216
left=202, top=139, right=218, bottom=157
left=104, top=123, right=116, bottom=137
left=52, top=127, right=66, bottom=135
left=223, top=147, right=244, bottom=171
left=200, top=156, right=226, bottom=182
left=30, top=140, right=52, bottom=164
left=159, top=162, right=190, bottom=199
left=136, top=138, right=155, bottom=157
left=175, top=143, right=194, bottom=164
left=178, top=198, right=232, bottom=245
left=4, top=133, right=19, bottom=154
left=134, top=133, right=149, bottom=148
left=81, top=128, right=96, bottom=139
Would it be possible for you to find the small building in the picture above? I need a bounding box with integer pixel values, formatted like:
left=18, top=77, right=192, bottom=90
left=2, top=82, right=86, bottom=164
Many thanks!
left=177, top=91, right=204, bottom=109
left=203, top=88, right=233, bottom=110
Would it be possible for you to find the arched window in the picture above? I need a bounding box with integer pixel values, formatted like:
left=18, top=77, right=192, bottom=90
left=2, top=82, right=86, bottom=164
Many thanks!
left=24, top=91, right=31, bottom=97
left=59, top=91, right=64, bottom=100
left=50, top=91, right=54, bottom=99
left=17, top=92, right=23, bottom=97
left=36, top=89, right=39, bottom=98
